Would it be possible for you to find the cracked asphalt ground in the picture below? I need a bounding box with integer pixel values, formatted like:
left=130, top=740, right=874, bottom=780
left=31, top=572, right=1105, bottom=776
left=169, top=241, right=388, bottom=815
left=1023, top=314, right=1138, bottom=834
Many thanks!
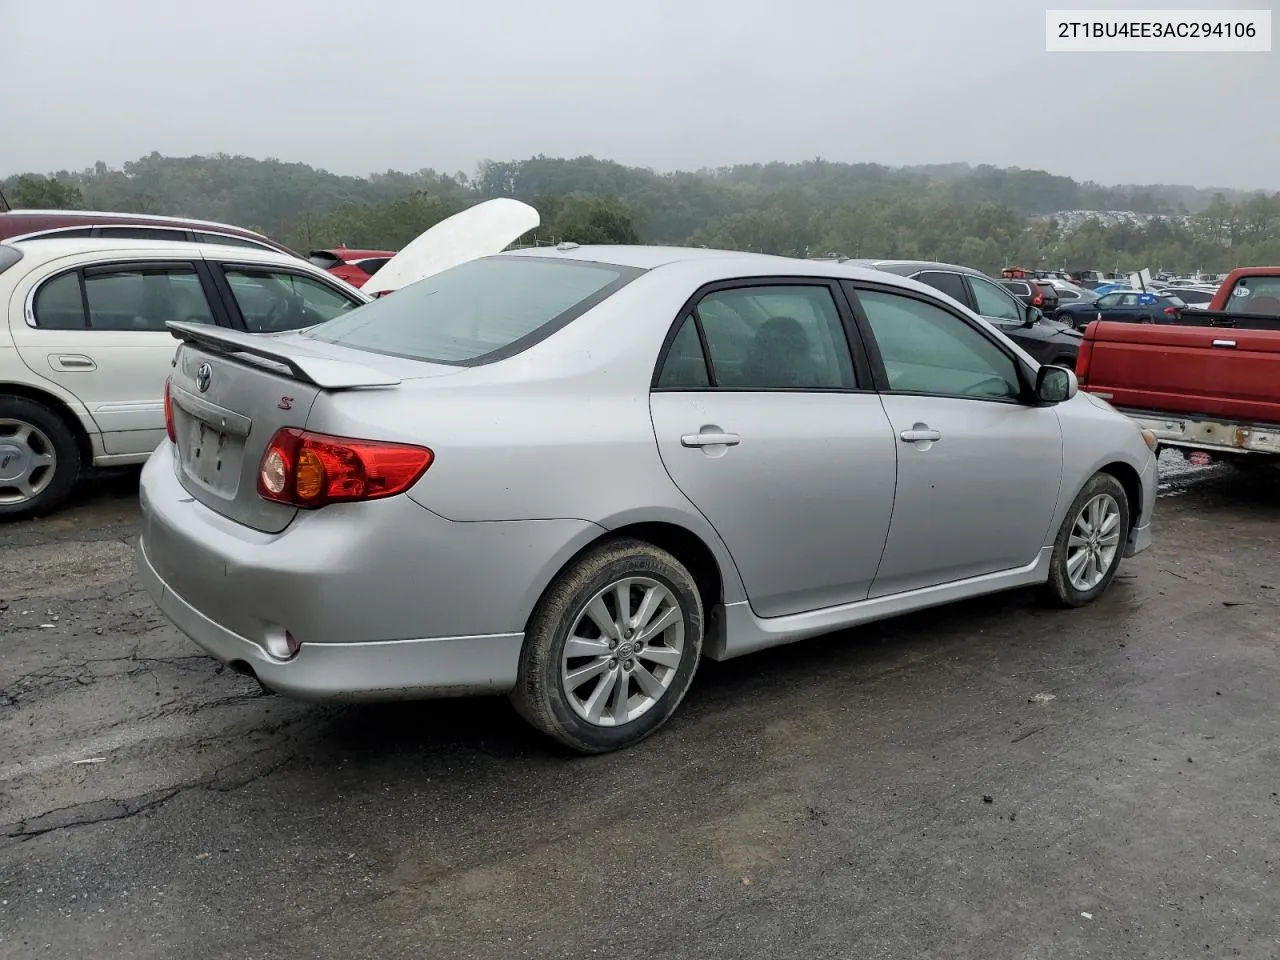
left=2, top=456, right=1279, bottom=960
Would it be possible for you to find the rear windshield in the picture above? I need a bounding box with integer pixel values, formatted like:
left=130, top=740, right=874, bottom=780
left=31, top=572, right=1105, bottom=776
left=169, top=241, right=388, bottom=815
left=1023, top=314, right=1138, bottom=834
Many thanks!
left=308, top=252, right=343, bottom=269
left=306, top=255, right=641, bottom=364
left=1223, top=276, right=1280, bottom=316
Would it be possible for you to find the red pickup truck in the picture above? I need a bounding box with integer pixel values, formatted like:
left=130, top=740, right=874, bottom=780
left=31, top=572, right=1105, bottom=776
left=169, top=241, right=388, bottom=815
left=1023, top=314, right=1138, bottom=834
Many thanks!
left=1076, top=267, right=1280, bottom=464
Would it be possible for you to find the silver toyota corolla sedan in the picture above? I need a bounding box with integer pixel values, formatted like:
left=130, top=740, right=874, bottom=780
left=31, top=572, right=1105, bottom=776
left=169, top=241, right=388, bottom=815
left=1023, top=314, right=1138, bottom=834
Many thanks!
left=137, top=245, right=1157, bottom=754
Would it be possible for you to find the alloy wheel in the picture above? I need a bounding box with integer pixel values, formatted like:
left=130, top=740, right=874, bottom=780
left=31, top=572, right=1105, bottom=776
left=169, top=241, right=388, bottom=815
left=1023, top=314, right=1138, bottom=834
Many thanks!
left=1066, top=493, right=1121, bottom=592
left=560, top=576, right=686, bottom=727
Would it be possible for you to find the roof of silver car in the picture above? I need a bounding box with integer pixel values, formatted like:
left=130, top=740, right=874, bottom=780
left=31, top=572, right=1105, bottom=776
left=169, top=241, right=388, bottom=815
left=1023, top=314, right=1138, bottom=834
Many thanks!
left=503, top=243, right=799, bottom=270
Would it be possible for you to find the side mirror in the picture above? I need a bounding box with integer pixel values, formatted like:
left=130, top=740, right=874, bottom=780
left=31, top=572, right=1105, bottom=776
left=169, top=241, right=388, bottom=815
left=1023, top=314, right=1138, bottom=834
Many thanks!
left=1025, top=305, right=1043, bottom=327
left=1035, top=364, right=1077, bottom=404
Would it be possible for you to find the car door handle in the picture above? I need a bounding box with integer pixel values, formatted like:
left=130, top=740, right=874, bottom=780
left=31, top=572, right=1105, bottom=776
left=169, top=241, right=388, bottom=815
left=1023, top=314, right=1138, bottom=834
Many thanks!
left=51, top=354, right=97, bottom=371
left=900, top=427, right=942, bottom=443
left=1212, top=339, right=1236, bottom=349
left=681, top=431, right=741, bottom=448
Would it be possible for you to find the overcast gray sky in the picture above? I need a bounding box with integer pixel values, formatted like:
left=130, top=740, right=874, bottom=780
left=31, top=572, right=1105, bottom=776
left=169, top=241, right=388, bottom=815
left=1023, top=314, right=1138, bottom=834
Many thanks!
left=3, top=0, right=1276, bottom=189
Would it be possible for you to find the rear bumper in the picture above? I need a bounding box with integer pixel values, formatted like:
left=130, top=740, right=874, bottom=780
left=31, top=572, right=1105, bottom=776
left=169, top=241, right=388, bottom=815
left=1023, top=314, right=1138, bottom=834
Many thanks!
left=1125, top=410, right=1280, bottom=457
left=136, top=535, right=522, bottom=701
left=137, top=444, right=603, bottom=702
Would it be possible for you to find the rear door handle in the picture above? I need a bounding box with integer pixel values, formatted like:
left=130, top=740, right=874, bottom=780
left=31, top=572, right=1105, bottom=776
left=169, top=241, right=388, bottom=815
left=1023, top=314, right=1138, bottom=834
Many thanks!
left=1212, top=339, right=1236, bottom=349
left=681, top=431, right=741, bottom=448
left=51, top=354, right=97, bottom=371
left=900, top=427, right=942, bottom=443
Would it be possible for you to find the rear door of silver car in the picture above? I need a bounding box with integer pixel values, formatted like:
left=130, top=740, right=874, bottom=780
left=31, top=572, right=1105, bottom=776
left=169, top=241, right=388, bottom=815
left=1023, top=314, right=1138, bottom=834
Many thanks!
left=649, top=279, right=898, bottom=618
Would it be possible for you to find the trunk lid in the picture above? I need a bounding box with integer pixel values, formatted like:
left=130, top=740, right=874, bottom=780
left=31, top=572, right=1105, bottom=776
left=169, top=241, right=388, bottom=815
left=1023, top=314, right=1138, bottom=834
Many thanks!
left=165, top=322, right=444, bottom=533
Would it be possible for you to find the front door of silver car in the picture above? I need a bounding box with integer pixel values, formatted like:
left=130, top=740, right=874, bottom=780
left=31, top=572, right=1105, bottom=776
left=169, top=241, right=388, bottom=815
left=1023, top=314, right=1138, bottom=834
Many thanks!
left=845, top=286, right=1065, bottom=597
left=649, top=280, right=898, bottom=618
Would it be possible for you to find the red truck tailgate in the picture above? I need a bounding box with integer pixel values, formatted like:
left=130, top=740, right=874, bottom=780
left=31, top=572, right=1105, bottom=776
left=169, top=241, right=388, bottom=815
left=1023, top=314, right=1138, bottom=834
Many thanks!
left=1080, top=321, right=1280, bottom=424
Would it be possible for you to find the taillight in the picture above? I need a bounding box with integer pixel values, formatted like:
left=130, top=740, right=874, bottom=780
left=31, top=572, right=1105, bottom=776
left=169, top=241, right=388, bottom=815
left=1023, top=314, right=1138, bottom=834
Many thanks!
left=163, top=378, right=176, bottom=443
left=257, top=428, right=433, bottom=508
left=1076, top=336, right=1093, bottom=384
left=1032, top=291, right=1043, bottom=306
left=1164, top=306, right=1178, bottom=316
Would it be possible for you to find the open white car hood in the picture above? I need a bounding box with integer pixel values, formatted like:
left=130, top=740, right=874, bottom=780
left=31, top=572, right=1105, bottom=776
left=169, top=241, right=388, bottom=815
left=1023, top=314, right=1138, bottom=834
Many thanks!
left=361, top=198, right=540, bottom=295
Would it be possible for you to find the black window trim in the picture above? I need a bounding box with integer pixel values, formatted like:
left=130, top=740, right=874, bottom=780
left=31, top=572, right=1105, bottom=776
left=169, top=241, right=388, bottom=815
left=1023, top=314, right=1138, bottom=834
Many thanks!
left=650, top=276, right=876, bottom=394
left=210, top=261, right=369, bottom=332
left=840, top=279, right=1036, bottom=405
left=28, top=259, right=227, bottom=332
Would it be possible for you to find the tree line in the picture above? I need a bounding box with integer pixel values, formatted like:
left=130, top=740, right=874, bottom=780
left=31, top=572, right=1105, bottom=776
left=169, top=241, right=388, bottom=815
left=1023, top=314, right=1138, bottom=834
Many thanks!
left=3, top=152, right=1278, bottom=274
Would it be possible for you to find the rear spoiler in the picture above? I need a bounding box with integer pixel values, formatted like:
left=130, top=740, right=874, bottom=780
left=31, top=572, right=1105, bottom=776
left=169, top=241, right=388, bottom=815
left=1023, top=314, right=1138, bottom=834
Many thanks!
left=1167, top=311, right=1280, bottom=332
left=166, top=321, right=401, bottom=389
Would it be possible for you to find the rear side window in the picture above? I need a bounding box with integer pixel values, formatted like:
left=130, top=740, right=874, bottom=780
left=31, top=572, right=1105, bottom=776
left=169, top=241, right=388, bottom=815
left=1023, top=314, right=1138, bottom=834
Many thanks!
left=655, top=315, right=710, bottom=388
left=33, top=272, right=87, bottom=329
left=94, top=226, right=190, bottom=242
left=915, top=271, right=969, bottom=304
left=0, top=245, right=23, bottom=277
left=308, top=256, right=639, bottom=364
left=695, top=285, right=854, bottom=389
left=82, top=266, right=216, bottom=330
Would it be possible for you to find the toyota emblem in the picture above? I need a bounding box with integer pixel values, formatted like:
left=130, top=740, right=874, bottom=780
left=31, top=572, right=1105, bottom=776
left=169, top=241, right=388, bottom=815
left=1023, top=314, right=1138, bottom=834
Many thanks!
left=196, top=362, right=212, bottom=393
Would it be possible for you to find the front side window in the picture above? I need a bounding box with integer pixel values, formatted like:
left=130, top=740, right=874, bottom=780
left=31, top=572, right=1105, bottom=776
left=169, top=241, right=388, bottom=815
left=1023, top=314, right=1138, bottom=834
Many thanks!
left=1096, top=293, right=1122, bottom=309
left=971, top=276, right=1025, bottom=322
left=223, top=268, right=361, bottom=333
left=857, top=290, right=1022, bottom=400
left=307, top=256, right=638, bottom=364
left=694, top=284, right=854, bottom=389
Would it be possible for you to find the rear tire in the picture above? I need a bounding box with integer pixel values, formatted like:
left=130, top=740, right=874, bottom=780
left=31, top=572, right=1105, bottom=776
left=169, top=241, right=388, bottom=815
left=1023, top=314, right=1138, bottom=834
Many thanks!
left=511, top=538, right=704, bottom=754
left=0, top=396, right=81, bottom=521
left=1043, top=472, right=1130, bottom=608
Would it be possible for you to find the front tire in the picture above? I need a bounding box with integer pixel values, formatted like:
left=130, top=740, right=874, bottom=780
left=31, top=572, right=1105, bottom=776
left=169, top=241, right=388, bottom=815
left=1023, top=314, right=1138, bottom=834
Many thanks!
left=0, top=396, right=81, bottom=521
left=511, top=538, right=704, bottom=754
left=1044, top=472, right=1130, bottom=608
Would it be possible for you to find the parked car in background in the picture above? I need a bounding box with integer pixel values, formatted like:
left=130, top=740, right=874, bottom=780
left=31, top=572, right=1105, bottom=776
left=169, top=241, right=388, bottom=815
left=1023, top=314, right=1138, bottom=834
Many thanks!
left=0, top=209, right=297, bottom=257
left=0, top=239, right=367, bottom=519
left=1090, top=282, right=1126, bottom=297
left=307, top=246, right=398, bottom=289
left=1055, top=290, right=1186, bottom=328
left=998, top=280, right=1059, bottom=313
left=137, top=245, right=1155, bottom=754
left=1077, top=309, right=1280, bottom=467
left=0, top=198, right=543, bottom=520
left=1043, top=280, right=1099, bottom=306
left=1171, top=287, right=1218, bottom=310
left=850, top=260, right=1083, bottom=367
